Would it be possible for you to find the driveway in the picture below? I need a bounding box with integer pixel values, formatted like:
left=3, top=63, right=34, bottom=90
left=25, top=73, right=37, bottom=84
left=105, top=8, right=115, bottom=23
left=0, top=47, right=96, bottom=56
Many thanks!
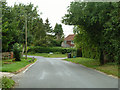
left=13, top=56, right=118, bottom=88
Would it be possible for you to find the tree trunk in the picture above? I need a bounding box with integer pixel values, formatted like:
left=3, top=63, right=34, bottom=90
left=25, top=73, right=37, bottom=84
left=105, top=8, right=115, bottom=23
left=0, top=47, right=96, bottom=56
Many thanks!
left=99, top=49, right=104, bottom=65
left=25, top=16, right=27, bottom=60
left=21, top=44, right=25, bottom=57
left=56, top=34, right=59, bottom=40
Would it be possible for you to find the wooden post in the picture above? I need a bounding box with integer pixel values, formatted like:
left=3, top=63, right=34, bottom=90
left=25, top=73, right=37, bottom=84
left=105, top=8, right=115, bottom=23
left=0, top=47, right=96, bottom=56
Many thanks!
left=25, top=16, right=27, bottom=60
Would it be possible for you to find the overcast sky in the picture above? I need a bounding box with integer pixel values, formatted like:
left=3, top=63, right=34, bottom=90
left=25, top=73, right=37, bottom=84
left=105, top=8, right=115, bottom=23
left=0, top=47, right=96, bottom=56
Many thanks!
left=6, top=0, right=74, bottom=37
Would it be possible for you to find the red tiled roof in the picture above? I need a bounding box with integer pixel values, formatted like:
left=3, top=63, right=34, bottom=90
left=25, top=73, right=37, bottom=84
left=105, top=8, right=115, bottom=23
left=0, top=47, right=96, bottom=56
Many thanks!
left=64, top=34, right=75, bottom=41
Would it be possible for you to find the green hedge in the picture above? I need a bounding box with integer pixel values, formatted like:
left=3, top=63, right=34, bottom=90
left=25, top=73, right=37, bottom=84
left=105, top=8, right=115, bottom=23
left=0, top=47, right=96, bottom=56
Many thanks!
left=28, top=46, right=76, bottom=54
left=82, top=46, right=100, bottom=60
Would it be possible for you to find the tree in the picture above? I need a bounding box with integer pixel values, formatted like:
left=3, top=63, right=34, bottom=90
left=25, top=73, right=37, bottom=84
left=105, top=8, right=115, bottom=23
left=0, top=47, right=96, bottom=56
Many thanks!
left=62, top=2, right=119, bottom=65
left=32, top=18, right=47, bottom=46
left=2, top=1, right=19, bottom=52
left=2, top=1, right=42, bottom=51
left=44, top=18, right=53, bottom=33
left=54, top=23, right=64, bottom=40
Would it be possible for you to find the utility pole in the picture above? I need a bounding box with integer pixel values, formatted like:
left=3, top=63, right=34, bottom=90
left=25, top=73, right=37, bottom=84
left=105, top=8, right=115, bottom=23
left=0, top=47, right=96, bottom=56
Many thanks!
left=25, top=15, right=27, bottom=60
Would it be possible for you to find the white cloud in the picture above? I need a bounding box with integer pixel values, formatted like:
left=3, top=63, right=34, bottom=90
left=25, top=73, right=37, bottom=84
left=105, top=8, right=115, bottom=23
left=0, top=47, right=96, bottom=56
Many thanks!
left=6, top=0, right=74, bottom=36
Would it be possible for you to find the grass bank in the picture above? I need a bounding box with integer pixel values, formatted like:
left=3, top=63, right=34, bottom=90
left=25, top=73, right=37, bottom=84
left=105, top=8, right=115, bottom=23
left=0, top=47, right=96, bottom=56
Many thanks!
left=0, top=57, right=37, bottom=72
left=28, top=53, right=67, bottom=58
left=0, top=76, right=15, bottom=88
left=64, top=57, right=119, bottom=78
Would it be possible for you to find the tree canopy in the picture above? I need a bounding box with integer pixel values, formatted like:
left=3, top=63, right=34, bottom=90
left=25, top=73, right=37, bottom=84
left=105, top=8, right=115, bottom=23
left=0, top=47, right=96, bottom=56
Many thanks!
left=62, top=2, right=120, bottom=64
left=2, top=1, right=63, bottom=52
left=54, top=23, right=64, bottom=40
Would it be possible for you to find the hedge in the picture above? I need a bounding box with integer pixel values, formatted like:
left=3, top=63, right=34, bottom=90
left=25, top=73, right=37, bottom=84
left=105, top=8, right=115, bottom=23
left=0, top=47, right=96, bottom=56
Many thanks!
left=28, top=46, right=76, bottom=54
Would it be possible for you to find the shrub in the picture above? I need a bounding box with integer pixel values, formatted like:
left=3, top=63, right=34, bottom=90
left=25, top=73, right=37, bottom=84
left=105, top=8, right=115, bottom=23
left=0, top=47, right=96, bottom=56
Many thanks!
left=13, top=43, right=21, bottom=61
left=0, top=76, right=15, bottom=88
left=28, top=46, right=76, bottom=54
left=51, top=40, right=63, bottom=46
left=77, top=48, right=82, bottom=57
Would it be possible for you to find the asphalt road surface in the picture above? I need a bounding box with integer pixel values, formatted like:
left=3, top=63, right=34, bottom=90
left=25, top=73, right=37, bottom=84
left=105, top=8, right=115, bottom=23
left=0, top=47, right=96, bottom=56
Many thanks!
left=14, top=56, right=118, bottom=88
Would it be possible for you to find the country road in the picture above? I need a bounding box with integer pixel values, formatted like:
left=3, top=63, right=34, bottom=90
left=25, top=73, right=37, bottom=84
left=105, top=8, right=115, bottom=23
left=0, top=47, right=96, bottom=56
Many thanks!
left=13, top=56, right=118, bottom=88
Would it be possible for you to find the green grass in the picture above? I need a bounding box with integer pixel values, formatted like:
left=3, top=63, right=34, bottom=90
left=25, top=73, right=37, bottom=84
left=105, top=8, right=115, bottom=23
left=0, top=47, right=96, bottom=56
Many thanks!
left=0, top=57, right=36, bottom=72
left=64, top=57, right=119, bottom=78
left=0, top=76, right=15, bottom=88
left=28, top=53, right=67, bottom=58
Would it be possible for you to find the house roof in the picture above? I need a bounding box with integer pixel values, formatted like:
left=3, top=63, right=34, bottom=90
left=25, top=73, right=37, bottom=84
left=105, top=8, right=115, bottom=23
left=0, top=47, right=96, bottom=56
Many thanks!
left=64, top=34, right=75, bottom=41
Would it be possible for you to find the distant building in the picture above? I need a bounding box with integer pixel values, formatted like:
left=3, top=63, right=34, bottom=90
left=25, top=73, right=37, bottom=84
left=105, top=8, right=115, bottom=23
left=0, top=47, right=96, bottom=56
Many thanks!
left=61, top=34, right=75, bottom=48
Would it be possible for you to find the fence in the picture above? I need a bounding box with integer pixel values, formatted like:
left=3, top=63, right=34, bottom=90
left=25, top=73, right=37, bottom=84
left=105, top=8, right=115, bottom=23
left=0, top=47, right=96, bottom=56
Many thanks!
left=2, top=52, right=13, bottom=60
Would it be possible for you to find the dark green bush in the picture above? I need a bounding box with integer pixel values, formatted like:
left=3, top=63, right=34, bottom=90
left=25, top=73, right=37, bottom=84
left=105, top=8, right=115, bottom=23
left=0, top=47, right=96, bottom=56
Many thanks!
left=13, top=43, right=21, bottom=61
left=28, top=46, right=76, bottom=54
left=50, top=40, right=63, bottom=47
left=61, top=49, right=67, bottom=54
left=77, top=48, right=82, bottom=57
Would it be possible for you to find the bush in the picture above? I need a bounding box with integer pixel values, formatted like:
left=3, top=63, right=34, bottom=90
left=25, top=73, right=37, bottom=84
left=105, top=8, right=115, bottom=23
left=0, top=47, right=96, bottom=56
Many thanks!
left=51, top=40, right=63, bottom=47
left=77, top=48, right=82, bottom=57
left=28, top=46, right=76, bottom=54
left=0, top=76, right=15, bottom=88
left=13, top=43, right=21, bottom=61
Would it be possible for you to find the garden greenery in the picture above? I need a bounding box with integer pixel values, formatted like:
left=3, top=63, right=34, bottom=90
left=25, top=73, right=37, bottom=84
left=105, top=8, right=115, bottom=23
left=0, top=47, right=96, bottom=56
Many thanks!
left=62, top=2, right=120, bottom=65
left=28, top=46, right=76, bottom=54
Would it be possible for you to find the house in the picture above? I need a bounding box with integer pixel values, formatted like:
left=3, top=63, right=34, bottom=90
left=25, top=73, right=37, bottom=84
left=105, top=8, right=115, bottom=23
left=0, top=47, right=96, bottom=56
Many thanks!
left=61, top=34, right=75, bottom=48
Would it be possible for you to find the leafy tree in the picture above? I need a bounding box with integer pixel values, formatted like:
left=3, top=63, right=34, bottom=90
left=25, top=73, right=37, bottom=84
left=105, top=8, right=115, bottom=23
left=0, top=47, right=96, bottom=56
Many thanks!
left=62, top=2, right=119, bottom=65
left=2, top=1, right=65, bottom=53
left=2, top=1, right=19, bottom=52
left=54, top=23, right=64, bottom=40
left=2, top=1, right=43, bottom=51
left=32, top=18, right=47, bottom=46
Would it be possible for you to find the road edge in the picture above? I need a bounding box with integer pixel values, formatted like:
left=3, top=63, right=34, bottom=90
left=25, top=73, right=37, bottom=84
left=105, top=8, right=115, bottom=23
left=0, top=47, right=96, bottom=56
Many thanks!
left=62, top=59, right=118, bottom=79
left=22, top=60, right=38, bottom=73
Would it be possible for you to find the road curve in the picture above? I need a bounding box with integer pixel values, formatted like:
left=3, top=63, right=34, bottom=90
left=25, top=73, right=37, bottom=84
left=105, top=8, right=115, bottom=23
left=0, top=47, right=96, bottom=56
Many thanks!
left=14, top=56, right=118, bottom=88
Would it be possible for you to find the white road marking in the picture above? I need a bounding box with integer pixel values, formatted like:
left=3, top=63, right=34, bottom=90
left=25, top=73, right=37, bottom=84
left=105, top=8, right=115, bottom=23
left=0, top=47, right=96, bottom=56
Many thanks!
left=23, top=60, right=38, bottom=73
left=39, top=71, right=47, bottom=80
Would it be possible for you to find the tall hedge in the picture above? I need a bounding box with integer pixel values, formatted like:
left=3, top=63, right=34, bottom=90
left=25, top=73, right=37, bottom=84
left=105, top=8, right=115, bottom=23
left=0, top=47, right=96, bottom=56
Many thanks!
left=28, top=46, right=76, bottom=54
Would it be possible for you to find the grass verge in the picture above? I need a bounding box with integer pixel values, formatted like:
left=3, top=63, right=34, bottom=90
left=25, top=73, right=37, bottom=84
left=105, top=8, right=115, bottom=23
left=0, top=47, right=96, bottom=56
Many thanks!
left=0, top=57, right=37, bottom=72
left=0, top=76, right=15, bottom=89
left=28, top=53, right=67, bottom=58
left=64, top=57, right=119, bottom=78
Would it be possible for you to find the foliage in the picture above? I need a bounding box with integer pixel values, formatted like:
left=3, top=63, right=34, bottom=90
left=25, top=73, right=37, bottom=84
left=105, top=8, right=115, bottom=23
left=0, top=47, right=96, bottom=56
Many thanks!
left=13, top=43, right=22, bottom=61
left=54, top=23, right=64, bottom=40
left=28, top=46, right=76, bottom=54
left=76, top=48, right=82, bottom=57
left=44, top=18, right=53, bottom=33
left=1, top=1, right=60, bottom=52
left=0, top=76, right=15, bottom=88
left=50, top=39, right=63, bottom=46
left=2, top=1, right=65, bottom=53
left=2, top=1, right=39, bottom=51
left=62, top=2, right=120, bottom=65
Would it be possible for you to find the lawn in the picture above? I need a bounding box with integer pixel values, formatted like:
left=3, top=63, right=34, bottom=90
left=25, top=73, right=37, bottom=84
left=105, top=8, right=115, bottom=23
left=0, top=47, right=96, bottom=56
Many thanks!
left=0, top=57, right=36, bottom=72
left=64, top=57, right=119, bottom=78
left=28, top=53, right=67, bottom=58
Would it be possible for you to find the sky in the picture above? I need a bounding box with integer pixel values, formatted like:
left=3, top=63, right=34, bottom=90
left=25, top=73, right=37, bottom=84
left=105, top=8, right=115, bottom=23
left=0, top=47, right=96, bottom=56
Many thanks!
left=6, top=0, right=74, bottom=37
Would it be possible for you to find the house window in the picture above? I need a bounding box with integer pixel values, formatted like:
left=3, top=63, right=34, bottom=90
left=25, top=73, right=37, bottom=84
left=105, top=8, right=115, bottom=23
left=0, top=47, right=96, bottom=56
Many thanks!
left=71, top=41, right=74, bottom=44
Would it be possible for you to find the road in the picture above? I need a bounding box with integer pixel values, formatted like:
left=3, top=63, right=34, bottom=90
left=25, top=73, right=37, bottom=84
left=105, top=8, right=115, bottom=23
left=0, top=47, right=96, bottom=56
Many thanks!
left=14, top=56, right=118, bottom=88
